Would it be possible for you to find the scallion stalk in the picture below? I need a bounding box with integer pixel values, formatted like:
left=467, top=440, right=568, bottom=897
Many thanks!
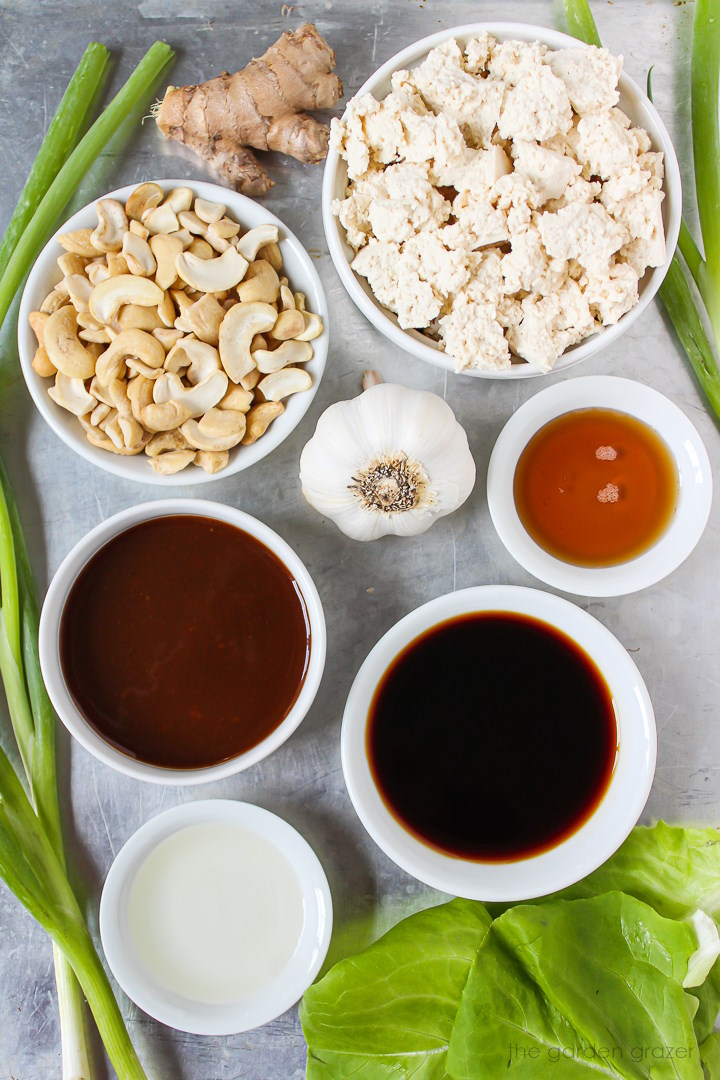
left=563, top=0, right=720, bottom=426
left=0, top=40, right=173, bottom=330
left=0, top=43, right=109, bottom=283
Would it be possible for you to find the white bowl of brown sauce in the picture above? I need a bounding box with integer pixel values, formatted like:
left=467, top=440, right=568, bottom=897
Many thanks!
left=487, top=376, right=712, bottom=596
left=341, top=585, right=656, bottom=902
left=39, top=500, right=326, bottom=784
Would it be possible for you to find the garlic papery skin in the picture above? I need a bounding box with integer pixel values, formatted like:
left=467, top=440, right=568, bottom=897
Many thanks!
left=299, top=383, right=476, bottom=540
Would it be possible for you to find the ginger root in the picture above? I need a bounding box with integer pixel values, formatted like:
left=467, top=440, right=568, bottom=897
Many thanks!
left=155, top=23, right=343, bottom=196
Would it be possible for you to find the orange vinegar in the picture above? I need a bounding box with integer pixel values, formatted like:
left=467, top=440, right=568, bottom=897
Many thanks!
left=513, top=408, right=678, bottom=568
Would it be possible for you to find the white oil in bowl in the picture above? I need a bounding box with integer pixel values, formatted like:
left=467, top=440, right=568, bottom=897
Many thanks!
left=127, top=823, right=305, bottom=1005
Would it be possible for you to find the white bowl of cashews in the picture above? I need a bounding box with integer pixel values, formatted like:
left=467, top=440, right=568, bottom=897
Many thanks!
left=18, top=179, right=328, bottom=485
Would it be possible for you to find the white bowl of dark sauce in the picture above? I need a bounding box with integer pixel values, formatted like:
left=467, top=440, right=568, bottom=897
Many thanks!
left=39, top=500, right=326, bottom=784
left=342, top=585, right=656, bottom=902
left=487, top=376, right=712, bottom=596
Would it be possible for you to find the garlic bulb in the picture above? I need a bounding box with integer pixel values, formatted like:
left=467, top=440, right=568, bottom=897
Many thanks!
left=299, top=383, right=476, bottom=540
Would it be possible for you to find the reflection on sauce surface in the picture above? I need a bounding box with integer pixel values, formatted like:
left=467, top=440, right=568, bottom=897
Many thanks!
left=367, top=612, right=618, bottom=862
left=513, top=408, right=678, bottom=567
left=60, top=516, right=311, bottom=769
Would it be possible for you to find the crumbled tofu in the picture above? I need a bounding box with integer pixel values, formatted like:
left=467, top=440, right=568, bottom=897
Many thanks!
left=512, top=139, right=581, bottom=203
left=441, top=191, right=509, bottom=251
left=546, top=46, right=622, bottom=114
left=332, top=32, right=666, bottom=373
left=501, top=226, right=567, bottom=295
left=507, top=280, right=595, bottom=371
left=488, top=39, right=548, bottom=85
left=538, top=202, right=625, bottom=275
left=584, top=262, right=639, bottom=324
left=397, top=40, right=504, bottom=147
left=352, top=234, right=470, bottom=330
left=335, top=163, right=451, bottom=249
left=498, top=66, right=573, bottom=143
left=463, top=33, right=495, bottom=74
left=575, top=108, right=638, bottom=179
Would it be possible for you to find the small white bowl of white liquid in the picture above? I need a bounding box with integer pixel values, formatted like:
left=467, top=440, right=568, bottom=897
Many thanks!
left=99, top=800, right=332, bottom=1034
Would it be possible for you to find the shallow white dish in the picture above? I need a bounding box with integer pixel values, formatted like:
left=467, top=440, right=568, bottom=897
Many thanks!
left=38, top=499, right=326, bottom=784
left=19, top=178, right=328, bottom=485
left=342, top=585, right=656, bottom=902
left=99, top=799, right=332, bottom=1035
left=322, top=22, right=682, bottom=380
left=487, top=376, right=713, bottom=596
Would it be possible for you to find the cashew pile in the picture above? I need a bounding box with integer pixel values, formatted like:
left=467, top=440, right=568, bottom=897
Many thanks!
left=29, top=183, right=323, bottom=475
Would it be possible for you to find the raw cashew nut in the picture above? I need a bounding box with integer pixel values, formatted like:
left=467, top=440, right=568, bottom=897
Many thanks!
left=194, top=449, right=229, bottom=473
left=150, top=449, right=196, bottom=475
left=145, top=429, right=192, bottom=457
left=40, top=289, right=68, bottom=314
left=165, top=337, right=221, bottom=383
left=125, top=183, right=163, bottom=222
left=253, top=339, right=313, bottom=373
left=279, top=284, right=295, bottom=311
left=237, top=261, right=280, bottom=304
left=181, top=407, right=246, bottom=451
left=44, top=306, right=96, bottom=379
left=117, top=304, right=165, bottom=332
left=194, top=199, right=226, bottom=224
left=258, top=241, right=283, bottom=271
left=257, top=366, right=313, bottom=401
left=65, top=274, right=93, bottom=313
left=57, top=253, right=85, bottom=277
left=48, top=372, right=96, bottom=416
left=271, top=308, right=305, bottom=341
left=127, top=374, right=154, bottom=422
left=32, top=347, right=56, bottom=377
left=150, top=233, right=184, bottom=290
left=57, top=229, right=98, bottom=257
left=297, top=312, right=324, bottom=341
left=122, top=232, right=156, bottom=277
left=184, top=293, right=225, bottom=345
left=28, top=311, right=48, bottom=347
left=218, top=301, right=276, bottom=383
left=241, top=402, right=284, bottom=445
left=91, top=200, right=128, bottom=253
left=162, top=187, right=193, bottom=214
left=86, top=261, right=110, bottom=287
left=218, top=385, right=254, bottom=413
left=236, top=225, right=280, bottom=262
left=96, top=329, right=165, bottom=384
left=153, top=370, right=228, bottom=418
left=143, top=204, right=180, bottom=235
left=141, top=400, right=193, bottom=433
left=187, top=237, right=215, bottom=260
left=129, top=219, right=150, bottom=240
left=90, top=275, right=164, bottom=324
left=175, top=246, right=249, bottom=293
left=153, top=327, right=184, bottom=352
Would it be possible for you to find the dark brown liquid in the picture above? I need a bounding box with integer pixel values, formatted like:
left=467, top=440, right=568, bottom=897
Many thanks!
left=514, top=408, right=678, bottom=567
left=59, top=516, right=311, bottom=769
left=367, top=612, right=617, bottom=862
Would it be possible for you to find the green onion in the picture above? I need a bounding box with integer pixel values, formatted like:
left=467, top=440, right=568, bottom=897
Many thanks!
left=0, top=43, right=109, bottom=284
left=0, top=37, right=174, bottom=1080
left=563, top=0, right=720, bottom=425
left=0, top=40, right=173, bottom=331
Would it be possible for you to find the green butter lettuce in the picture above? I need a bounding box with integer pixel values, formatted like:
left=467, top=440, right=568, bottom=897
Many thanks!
left=447, top=893, right=702, bottom=1079
left=302, top=824, right=720, bottom=1079
left=701, top=1032, right=720, bottom=1078
left=300, top=898, right=491, bottom=1079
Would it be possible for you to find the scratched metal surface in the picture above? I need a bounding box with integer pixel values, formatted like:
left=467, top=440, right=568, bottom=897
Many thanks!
left=0, top=1, right=717, bottom=1077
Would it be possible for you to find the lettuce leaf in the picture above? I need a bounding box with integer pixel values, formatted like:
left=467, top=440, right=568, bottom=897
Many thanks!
left=701, top=1032, right=720, bottom=1078
left=554, top=822, right=720, bottom=920
left=300, top=898, right=491, bottom=1079
left=446, top=893, right=703, bottom=1079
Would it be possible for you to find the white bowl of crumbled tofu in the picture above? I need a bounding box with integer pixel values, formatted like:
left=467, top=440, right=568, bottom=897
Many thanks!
left=322, top=23, right=681, bottom=379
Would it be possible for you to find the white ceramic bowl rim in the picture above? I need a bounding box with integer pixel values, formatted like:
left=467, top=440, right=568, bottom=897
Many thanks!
left=341, top=585, right=656, bottom=901
left=18, top=178, right=328, bottom=484
left=322, top=21, right=682, bottom=380
left=38, top=500, right=326, bottom=785
left=99, top=799, right=333, bottom=1035
left=487, top=376, right=713, bottom=597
